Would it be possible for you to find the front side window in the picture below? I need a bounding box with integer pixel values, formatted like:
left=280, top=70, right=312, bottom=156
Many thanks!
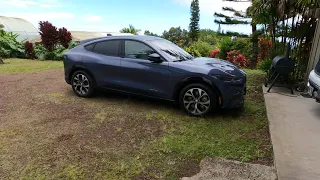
left=93, top=40, right=120, bottom=57
left=149, top=39, right=193, bottom=61
left=124, top=40, right=156, bottom=60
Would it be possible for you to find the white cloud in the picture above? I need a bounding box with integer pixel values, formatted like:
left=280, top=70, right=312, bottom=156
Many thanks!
left=4, top=0, right=37, bottom=8
left=4, top=12, right=75, bottom=29
left=3, top=0, right=61, bottom=8
left=174, top=0, right=251, bottom=15
left=39, top=4, right=59, bottom=8
left=83, top=14, right=103, bottom=22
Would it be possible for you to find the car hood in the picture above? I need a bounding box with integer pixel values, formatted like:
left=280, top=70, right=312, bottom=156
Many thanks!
left=169, top=57, right=246, bottom=77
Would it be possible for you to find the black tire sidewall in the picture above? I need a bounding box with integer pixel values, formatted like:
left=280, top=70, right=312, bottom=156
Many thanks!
left=71, top=70, right=95, bottom=97
left=179, top=83, right=216, bottom=116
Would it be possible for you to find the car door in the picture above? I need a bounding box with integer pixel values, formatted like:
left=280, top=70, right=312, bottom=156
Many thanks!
left=119, top=40, right=172, bottom=99
left=83, top=40, right=122, bottom=89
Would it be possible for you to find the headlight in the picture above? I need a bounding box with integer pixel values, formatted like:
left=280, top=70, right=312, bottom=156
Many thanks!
left=211, top=75, right=242, bottom=82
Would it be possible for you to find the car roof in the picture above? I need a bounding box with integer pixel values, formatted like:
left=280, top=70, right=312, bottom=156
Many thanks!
left=80, top=35, right=163, bottom=45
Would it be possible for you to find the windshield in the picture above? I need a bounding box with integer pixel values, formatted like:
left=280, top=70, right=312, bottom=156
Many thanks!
left=150, top=39, right=193, bottom=61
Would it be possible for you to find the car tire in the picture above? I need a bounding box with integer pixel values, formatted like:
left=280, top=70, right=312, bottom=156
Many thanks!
left=179, top=83, right=216, bottom=116
left=71, top=70, right=96, bottom=97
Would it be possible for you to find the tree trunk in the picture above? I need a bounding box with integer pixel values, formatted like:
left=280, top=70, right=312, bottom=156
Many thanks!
left=251, top=24, right=259, bottom=69
left=0, top=58, right=4, bottom=64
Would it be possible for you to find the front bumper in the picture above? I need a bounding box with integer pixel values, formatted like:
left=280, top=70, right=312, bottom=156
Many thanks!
left=218, top=77, right=246, bottom=108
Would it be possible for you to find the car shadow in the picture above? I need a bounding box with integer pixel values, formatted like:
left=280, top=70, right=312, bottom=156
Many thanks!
left=76, top=89, right=244, bottom=120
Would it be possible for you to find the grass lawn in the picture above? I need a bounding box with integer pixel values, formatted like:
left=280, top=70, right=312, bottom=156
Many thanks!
left=0, top=58, right=63, bottom=73
left=0, top=59, right=272, bottom=179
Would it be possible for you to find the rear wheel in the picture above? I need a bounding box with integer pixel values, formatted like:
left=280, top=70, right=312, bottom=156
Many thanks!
left=71, top=70, right=95, bottom=97
left=179, top=83, right=216, bottom=116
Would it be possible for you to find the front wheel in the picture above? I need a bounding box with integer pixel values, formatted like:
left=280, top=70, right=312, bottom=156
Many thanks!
left=71, top=70, right=95, bottom=97
left=179, top=83, right=216, bottom=116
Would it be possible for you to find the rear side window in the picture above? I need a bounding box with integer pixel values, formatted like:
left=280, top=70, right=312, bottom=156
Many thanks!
left=84, top=43, right=95, bottom=51
left=93, top=40, right=120, bottom=57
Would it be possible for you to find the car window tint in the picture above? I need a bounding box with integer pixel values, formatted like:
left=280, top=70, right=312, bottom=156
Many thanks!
left=93, top=40, right=120, bottom=56
left=84, top=43, right=95, bottom=51
left=125, top=40, right=156, bottom=60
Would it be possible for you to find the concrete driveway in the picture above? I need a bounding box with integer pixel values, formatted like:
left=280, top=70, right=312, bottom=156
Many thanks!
left=264, top=87, right=320, bottom=180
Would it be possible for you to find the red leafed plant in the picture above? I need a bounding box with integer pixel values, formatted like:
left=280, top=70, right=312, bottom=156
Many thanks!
left=39, top=21, right=59, bottom=52
left=258, top=38, right=272, bottom=62
left=24, top=41, right=35, bottom=59
left=58, top=27, right=72, bottom=48
left=210, top=49, right=220, bottom=58
left=226, top=50, right=249, bottom=67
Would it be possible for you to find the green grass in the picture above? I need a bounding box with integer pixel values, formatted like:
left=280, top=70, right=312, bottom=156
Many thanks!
left=0, top=58, right=63, bottom=73
left=0, top=59, right=272, bottom=179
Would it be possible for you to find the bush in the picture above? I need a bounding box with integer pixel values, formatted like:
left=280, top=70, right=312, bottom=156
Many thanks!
left=198, top=29, right=218, bottom=45
left=258, top=38, right=272, bottom=62
left=257, top=58, right=272, bottom=72
left=185, top=46, right=201, bottom=57
left=24, top=41, right=35, bottom=59
left=0, top=30, right=24, bottom=58
left=210, top=49, right=220, bottom=58
left=34, top=44, right=48, bottom=60
left=218, top=37, right=252, bottom=60
left=39, top=21, right=59, bottom=52
left=187, top=41, right=213, bottom=57
left=34, top=42, right=76, bottom=61
left=58, top=27, right=72, bottom=48
left=226, top=50, right=249, bottom=68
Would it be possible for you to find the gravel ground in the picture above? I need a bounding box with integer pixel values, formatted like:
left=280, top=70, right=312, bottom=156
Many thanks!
left=182, top=157, right=277, bottom=180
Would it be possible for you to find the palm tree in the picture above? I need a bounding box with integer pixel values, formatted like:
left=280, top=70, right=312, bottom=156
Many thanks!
left=120, top=24, right=141, bottom=35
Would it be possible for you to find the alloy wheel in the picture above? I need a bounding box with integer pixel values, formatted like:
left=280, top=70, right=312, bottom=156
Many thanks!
left=183, top=88, right=211, bottom=115
left=73, top=73, right=90, bottom=95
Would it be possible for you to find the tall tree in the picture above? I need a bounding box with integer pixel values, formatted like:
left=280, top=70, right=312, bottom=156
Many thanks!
left=120, top=24, right=141, bottom=35
left=189, top=0, right=200, bottom=41
left=144, top=30, right=159, bottom=37
left=162, top=27, right=190, bottom=47
left=214, top=4, right=260, bottom=68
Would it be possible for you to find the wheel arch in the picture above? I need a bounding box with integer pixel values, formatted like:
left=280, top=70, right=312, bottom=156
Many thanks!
left=173, top=77, right=222, bottom=106
left=69, top=65, right=97, bottom=85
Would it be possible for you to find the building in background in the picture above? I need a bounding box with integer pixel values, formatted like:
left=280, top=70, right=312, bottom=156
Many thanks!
left=306, top=9, right=320, bottom=78
left=0, top=16, right=40, bottom=42
left=0, top=16, right=132, bottom=43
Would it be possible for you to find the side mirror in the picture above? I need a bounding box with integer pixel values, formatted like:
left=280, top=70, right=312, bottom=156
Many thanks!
left=148, top=53, right=162, bottom=63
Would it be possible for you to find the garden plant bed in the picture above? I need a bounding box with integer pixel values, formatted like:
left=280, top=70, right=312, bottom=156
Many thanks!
left=0, top=59, right=273, bottom=179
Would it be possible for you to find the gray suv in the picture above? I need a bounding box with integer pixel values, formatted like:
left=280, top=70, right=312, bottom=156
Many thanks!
left=64, top=35, right=246, bottom=116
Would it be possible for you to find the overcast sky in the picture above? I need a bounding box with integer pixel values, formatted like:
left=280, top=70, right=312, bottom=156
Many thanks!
left=0, top=0, right=252, bottom=34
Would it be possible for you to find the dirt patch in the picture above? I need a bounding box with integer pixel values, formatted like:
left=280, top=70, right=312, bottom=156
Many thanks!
left=0, top=69, right=166, bottom=179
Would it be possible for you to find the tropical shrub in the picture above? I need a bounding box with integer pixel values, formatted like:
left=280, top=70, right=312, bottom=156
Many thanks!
left=198, top=29, right=218, bottom=45
left=258, top=38, right=272, bottom=62
left=39, top=21, right=72, bottom=52
left=210, top=49, right=220, bottom=58
left=218, top=37, right=252, bottom=60
left=162, top=27, right=190, bottom=47
left=185, top=46, right=201, bottom=57
left=257, top=58, right=272, bottom=72
left=24, top=41, right=35, bottom=59
left=187, top=41, right=213, bottom=57
left=0, top=30, right=24, bottom=58
left=226, top=50, right=249, bottom=67
left=58, top=27, right=72, bottom=48
left=34, top=43, right=48, bottom=60
left=39, top=21, right=59, bottom=52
